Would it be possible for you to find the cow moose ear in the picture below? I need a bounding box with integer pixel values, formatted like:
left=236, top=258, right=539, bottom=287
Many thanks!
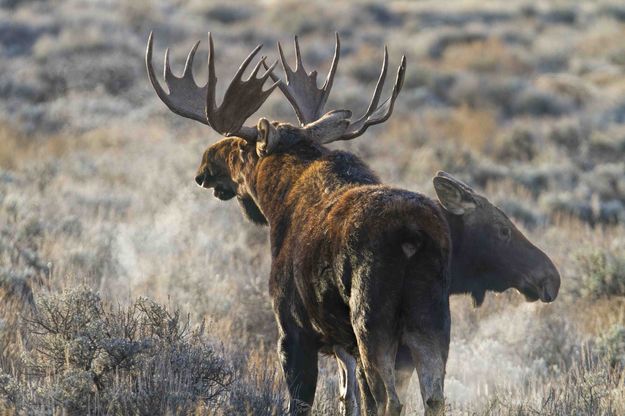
left=256, top=118, right=279, bottom=157
left=433, top=172, right=477, bottom=215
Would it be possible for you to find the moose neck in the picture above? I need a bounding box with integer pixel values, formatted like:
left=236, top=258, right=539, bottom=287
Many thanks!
left=245, top=145, right=326, bottom=225
left=242, top=144, right=380, bottom=250
left=439, top=208, right=488, bottom=303
left=439, top=209, right=464, bottom=285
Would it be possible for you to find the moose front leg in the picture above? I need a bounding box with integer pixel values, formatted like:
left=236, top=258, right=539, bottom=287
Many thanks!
left=277, top=332, right=319, bottom=415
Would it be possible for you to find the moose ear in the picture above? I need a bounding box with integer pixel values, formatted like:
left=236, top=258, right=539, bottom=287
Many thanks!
left=256, top=118, right=279, bottom=157
left=302, top=110, right=351, bottom=144
left=433, top=172, right=477, bottom=215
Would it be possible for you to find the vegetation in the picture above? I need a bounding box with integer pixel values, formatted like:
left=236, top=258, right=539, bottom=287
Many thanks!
left=1, top=287, right=233, bottom=414
left=1, top=0, right=624, bottom=414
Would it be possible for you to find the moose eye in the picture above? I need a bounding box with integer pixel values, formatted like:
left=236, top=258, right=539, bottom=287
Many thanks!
left=498, top=226, right=512, bottom=242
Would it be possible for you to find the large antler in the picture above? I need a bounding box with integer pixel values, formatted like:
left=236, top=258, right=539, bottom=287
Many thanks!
left=267, top=34, right=340, bottom=125
left=269, top=34, right=406, bottom=144
left=146, top=32, right=279, bottom=142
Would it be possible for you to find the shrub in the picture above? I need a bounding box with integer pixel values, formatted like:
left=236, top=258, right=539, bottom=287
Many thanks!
left=220, top=350, right=287, bottom=416
left=426, top=29, right=486, bottom=59
left=0, top=287, right=234, bottom=415
left=203, top=5, right=253, bottom=24
left=492, top=127, right=537, bottom=162
left=0, top=200, right=48, bottom=369
left=362, top=3, right=402, bottom=27
left=584, top=132, right=625, bottom=165
left=512, top=88, right=573, bottom=117
left=0, top=20, right=43, bottom=57
left=595, top=324, right=625, bottom=370
left=581, top=163, right=625, bottom=202
left=496, top=198, right=543, bottom=228
left=522, top=309, right=580, bottom=371
left=547, top=119, right=587, bottom=152
left=542, top=6, right=577, bottom=25
left=574, top=249, right=625, bottom=299
left=469, top=362, right=623, bottom=416
left=600, top=4, right=625, bottom=22
left=540, top=192, right=593, bottom=224
left=447, top=75, right=525, bottom=116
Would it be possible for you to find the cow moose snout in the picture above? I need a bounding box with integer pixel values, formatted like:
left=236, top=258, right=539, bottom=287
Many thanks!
left=540, top=278, right=559, bottom=303
left=537, top=264, right=560, bottom=303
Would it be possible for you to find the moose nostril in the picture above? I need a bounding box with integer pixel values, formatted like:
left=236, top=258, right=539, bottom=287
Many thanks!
left=540, top=278, right=559, bottom=303
left=195, top=174, right=204, bottom=186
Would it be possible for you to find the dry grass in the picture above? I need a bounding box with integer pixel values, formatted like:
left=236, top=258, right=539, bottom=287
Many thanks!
left=418, top=106, right=498, bottom=153
left=0, top=123, right=30, bottom=169
left=441, top=38, right=530, bottom=74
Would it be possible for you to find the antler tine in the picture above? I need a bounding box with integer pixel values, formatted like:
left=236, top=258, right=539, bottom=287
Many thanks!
left=363, top=46, right=389, bottom=117
left=146, top=32, right=278, bottom=141
left=146, top=32, right=209, bottom=125
left=249, top=56, right=267, bottom=79
left=294, top=35, right=304, bottom=72
left=163, top=48, right=172, bottom=81
left=321, top=32, right=340, bottom=98
left=206, top=32, right=217, bottom=118
left=182, top=40, right=201, bottom=81
left=207, top=35, right=279, bottom=138
left=262, top=59, right=280, bottom=81
left=337, top=53, right=406, bottom=141
left=267, top=34, right=341, bottom=126
left=230, top=43, right=264, bottom=85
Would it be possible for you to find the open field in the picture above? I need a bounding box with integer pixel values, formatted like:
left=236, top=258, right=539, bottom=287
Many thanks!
left=1, top=0, right=625, bottom=414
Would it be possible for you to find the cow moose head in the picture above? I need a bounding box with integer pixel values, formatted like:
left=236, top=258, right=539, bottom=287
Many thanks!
left=433, top=171, right=561, bottom=305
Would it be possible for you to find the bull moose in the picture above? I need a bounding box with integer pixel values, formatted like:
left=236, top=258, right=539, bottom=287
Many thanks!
left=147, top=32, right=449, bottom=415
left=146, top=33, right=560, bottom=415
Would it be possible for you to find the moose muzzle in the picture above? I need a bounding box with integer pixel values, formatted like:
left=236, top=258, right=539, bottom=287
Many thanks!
left=536, top=261, right=560, bottom=303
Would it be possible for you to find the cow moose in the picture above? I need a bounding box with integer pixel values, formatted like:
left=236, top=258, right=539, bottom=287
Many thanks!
left=335, top=170, right=561, bottom=415
left=146, top=33, right=561, bottom=415
left=147, top=32, right=450, bottom=415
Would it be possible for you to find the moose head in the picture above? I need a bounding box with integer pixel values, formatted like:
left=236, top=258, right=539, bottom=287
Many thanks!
left=433, top=171, right=561, bottom=305
left=146, top=33, right=405, bottom=224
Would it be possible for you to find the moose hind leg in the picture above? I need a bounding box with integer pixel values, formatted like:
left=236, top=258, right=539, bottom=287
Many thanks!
left=395, top=344, right=415, bottom=405
left=403, top=336, right=446, bottom=416
left=401, top=299, right=450, bottom=416
left=352, top=319, right=402, bottom=416
left=278, top=333, right=319, bottom=415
